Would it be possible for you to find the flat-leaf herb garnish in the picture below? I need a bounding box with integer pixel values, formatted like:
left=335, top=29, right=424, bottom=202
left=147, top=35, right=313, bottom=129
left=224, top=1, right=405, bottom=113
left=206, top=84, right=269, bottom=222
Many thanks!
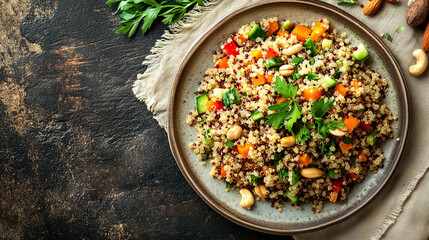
left=337, top=0, right=358, bottom=6
left=106, top=0, right=205, bottom=38
left=311, top=97, right=345, bottom=138
left=265, top=77, right=302, bottom=132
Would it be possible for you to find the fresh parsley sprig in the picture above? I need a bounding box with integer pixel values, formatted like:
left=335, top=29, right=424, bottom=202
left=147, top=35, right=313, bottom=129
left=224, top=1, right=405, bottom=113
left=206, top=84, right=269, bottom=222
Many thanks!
left=265, top=77, right=302, bottom=131
left=311, top=97, right=345, bottom=138
left=106, top=0, right=204, bottom=37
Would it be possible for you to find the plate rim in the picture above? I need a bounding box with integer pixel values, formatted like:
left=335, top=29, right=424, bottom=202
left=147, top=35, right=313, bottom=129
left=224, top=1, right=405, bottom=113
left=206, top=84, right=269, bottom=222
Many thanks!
left=167, top=0, right=409, bottom=234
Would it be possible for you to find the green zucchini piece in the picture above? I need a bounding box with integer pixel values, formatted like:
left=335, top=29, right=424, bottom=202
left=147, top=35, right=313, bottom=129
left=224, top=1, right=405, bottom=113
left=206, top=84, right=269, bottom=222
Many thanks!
left=284, top=191, right=300, bottom=204
left=264, top=57, right=283, bottom=69
left=351, top=43, right=369, bottom=61
left=366, top=131, right=379, bottom=146
left=196, top=93, right=209, bottom=114
left=280, top=20, right=294, bottom=31
left=303, top=38, right=320, bottom=56
left=322, top=39, right=333, bottom=50
left=251, top=110, right=265, bottom=121
left=222, top=88, right=240, bottom=106
left=248, top=25, right=267, bottom=40
left=322, top=76, right=337, bottom=88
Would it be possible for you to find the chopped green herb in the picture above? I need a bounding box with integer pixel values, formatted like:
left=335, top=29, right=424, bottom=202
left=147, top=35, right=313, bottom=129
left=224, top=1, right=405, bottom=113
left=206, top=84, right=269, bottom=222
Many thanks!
left=293, top=122, right=312, bottom=143
left=321, top=140, right=336, bottom=156
left=333, top=69, right=342, bottom=79
left=272, top=152, right=285, bottom=165
left=292, top=72, right=301, bottom=81
left=242, top=92, right=248, bottom=96
left=107, top=0, right=205, bottom=38
left=343, top=137, right=351, bottom=144
left=250, top=175, right=261, bottom=185
left=358, top=108, right=365, bottom=112
left=202, top=151, right=211, bottom=160
left=197, top=119, right=204, bottom=123
left=194, top=91, right=199, bottom=95
left=303, top=38, right=319, bottom=56
left=310, top=57, right=316, bottom=65
left=337, top=0, right=358, bottom=6
left=350, top=155, right=356, bottom=164
left=385, top=33, right=393, bottom=42
left=396, top=26, right=406, bottom=33
left=279, top=169, right=288, bottom=180
left=291, top=171, right=300, bottom=185
left=292, top=57, right=303, bottom=64
left=226, top=140, right=234, bottom=148
left=265, top=77, right=301, bottom=131
left=307, top=72, right=319, bottom=80
left=327, top=169, right=336, bottom=178
left=311, top=98, right=345, bottom=138
left=204, top=129, right=212, bottom=145
left=225, top=182, right=232, bottom=188
left=270, top=94, right=277, bottom=97
left=337, top=60, right=344, bottom=67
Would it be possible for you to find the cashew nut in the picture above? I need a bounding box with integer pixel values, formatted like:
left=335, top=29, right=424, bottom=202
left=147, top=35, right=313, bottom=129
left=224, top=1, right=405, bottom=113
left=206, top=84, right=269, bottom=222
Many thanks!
left=300, top=168, right=323, bottom=178
left=409, top=49, right=428, bottom=76
left=227, top=125, right=242, bottom=140
left=254, top=184, right=269, bottom=199
left=281, top=136, right=296, bottom=147
left=282, top=44, right=303, bottom=56
left=329, top=125, right=348, bottom=136
left=239, top=188, right=254, bottom=210
left=279, top=64, right=295, bottom=76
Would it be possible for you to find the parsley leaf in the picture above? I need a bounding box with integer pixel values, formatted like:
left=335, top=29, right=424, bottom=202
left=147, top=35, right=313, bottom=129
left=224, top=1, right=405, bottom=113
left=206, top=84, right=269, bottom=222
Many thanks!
left=292, top=57, right=303, bottom=63
left=307, top=72, right=319, bottom=80
left=107, top=0, right=205, bottom=38
left=226, top=140, right=234, bottom=148
left=250, top=175, right=261, bottom=185
left=385, top=33, right=393, bottom=42
left=333, top=69, right=342, bottom=79
left=296, top=126, right=311, bottom=143
left=265, top=77, right=302, bottom=132
left=311, top=98, right=345, bottom=138
left=310, top=57, right=316, bottom=65
left=272, top=152, right=285, bottom=165
left=279, top=169, right=288, bottom=180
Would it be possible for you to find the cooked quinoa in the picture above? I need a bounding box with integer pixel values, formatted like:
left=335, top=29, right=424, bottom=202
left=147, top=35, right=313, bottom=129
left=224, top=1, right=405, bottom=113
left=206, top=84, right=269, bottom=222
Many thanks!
left=187, top=18, right=394, bottom=213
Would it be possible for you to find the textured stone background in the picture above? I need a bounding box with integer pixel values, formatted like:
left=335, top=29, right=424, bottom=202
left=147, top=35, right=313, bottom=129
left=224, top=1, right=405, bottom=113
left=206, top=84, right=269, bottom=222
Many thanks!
left=0, top=0, right=293, bottom=239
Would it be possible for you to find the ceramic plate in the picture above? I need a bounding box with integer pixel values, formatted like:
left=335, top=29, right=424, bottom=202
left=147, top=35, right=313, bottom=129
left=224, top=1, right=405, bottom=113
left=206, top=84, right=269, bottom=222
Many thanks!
left=167, top=0, right=409, bottom=234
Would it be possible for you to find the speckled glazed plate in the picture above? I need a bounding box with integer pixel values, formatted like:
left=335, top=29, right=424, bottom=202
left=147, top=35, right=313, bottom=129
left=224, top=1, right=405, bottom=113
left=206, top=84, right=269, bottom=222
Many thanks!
left=167, top=0, right=409, bottom=234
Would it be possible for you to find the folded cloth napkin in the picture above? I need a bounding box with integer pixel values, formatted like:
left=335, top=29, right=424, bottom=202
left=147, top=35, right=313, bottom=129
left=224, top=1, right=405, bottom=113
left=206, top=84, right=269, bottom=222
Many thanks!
left=133, top=0, right=429, bottom=239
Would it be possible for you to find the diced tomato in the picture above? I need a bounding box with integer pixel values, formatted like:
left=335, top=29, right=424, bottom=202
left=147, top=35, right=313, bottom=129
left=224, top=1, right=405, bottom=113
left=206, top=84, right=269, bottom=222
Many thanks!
left=349, top=172, right=359, bottom=180
left=332, top=179, right=342, bottom=193
left=206, top=100, right=223, bottom=112
left=222, top=41, right=239, bottom=56
left=359, top=121, right=371, bottom=132
left=358, top=149, right=367, bottom=162
left=221, top=165, right=227, bottom=177
left=265, top=48, right=278, bottom=59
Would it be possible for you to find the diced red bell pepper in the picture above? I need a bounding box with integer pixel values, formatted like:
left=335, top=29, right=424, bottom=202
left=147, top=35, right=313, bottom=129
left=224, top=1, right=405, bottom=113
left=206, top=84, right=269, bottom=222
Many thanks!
left=265, top=48, right=277, bottom=59
left=222, top=41, right=239, bottom=56
left=359, top=121, right=371, bottom=132
left=332, top=179, right=342, bottom=193
left=206, top=100, right=223, bottom=112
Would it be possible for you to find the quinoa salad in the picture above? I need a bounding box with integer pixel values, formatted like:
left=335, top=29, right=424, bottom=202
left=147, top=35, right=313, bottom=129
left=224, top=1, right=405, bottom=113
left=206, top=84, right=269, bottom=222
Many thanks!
left=186, top=18, right=395, bottom=212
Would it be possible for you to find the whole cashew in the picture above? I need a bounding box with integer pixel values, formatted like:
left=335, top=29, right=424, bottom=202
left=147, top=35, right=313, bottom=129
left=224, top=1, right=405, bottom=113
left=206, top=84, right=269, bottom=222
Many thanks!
left=282, top=44, right=303, bottom=56
left=409, top=49, right=428, bottom=76
left=239, top=188, right=254, bottom=210
left=254, top=184, right=269, bottom=199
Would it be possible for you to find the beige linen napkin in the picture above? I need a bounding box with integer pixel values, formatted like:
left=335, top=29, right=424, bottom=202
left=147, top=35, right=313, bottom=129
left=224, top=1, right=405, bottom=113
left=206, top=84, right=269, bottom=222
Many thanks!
left=133, top=0, right=429, bottom=239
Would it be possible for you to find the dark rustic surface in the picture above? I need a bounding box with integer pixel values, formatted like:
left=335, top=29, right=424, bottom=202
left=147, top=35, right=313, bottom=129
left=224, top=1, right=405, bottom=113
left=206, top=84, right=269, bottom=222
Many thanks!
left=0, top=0, right=293, bottom=239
